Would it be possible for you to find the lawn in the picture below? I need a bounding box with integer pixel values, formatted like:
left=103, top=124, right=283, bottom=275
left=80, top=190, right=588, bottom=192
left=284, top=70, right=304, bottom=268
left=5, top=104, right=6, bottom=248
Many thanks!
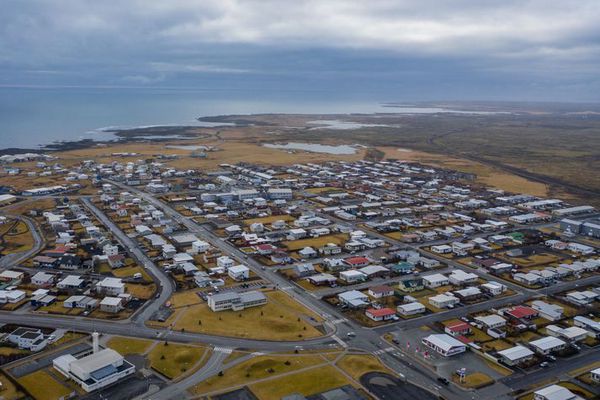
left=168, top=290, right=203, bottom=308
left=282, top=234, right=349, bottom=251
left=126, top=283, right=156, bottom=299
left=162, top=291, right=324, bottom=341
left=190, top=354, right=326, bottom=395
left=336, top=355, right=389, bottom=380
left=0, top=372, right=23, bottom=400
left=148, top=342, right=208, bottom=380
left=106, top=336, right=153, bottom=355
left=243, top=214, right=294, bottom=226
left=452, top=372, right=494, bottom=388
left=0, top=346, right=29, bottom=356
left=111, top=265, right=151, bottom=282
left=249, top=365, right=351, bottom=400
left=17, top=369, right=72, bottom=400
left=0, top=221, right=34, bottom=254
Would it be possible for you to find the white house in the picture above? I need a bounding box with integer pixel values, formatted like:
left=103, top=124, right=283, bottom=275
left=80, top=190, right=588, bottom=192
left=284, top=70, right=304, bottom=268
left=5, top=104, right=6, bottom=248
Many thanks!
left=429, top=293, right=459, bottom=309
left=529, top=336, right=567, bottom=355
left=99, top=297, right=123, bottom=313
left=96, top=277, right=125, bottom=296
left=217, top=256, right=235, bottom=269
left=228, top=265, right=250, bottom=281
left=497, top=345, right=534, bottom=366
left=533, top=384, right=583, bottom=400
left=8, top=327, right=48, bottom=352
left=339, top=270, right=367, bottom=284
left=422, top=334, right=466, bottom=357
left=397, top=302, right=426, bottom=316
left=423, top=273, right=449, bottom=288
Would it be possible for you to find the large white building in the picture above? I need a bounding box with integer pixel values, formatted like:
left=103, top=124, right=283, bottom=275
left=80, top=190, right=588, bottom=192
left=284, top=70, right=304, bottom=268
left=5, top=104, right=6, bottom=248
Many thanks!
left=421, top=334, right=466, bottom=357
left=207, top=291, right=267, bottom=312
left=53, top=333, right=135, bottom=392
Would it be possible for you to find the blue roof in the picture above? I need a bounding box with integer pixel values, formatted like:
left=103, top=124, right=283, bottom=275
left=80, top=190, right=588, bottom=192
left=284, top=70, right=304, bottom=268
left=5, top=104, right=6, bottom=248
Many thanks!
left=90, top=365, right=118, bottom=381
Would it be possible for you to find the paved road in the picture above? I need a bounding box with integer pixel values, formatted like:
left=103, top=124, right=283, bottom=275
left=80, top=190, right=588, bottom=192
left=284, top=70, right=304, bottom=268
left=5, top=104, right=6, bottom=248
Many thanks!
left=501, top=346, right=600, bottom=391
left=147, top=351, right=255, bottom=400
left=107, top=181, right=473, bottom=400
left=81, top=197, right=174, bottom=325
left=0, top=214, right=45, bottom=269
left=8, top=183, right=593, bottom=400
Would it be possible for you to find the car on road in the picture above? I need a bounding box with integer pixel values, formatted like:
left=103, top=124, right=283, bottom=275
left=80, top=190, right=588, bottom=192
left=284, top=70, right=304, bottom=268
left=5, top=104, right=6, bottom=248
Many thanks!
left=346, top=332, right=356, bottom=338
left=539, top=362, right=549, bottom=368
left=437, top=377, right=449, bottom=385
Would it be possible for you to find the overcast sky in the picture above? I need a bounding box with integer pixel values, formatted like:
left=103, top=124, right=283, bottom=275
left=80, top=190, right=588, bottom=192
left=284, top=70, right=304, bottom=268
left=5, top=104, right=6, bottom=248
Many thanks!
left=2, top=0, right=599, bottom=102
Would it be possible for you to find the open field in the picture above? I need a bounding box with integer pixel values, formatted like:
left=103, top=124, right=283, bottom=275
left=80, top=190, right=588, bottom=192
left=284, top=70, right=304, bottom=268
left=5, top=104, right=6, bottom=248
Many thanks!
left=0, top=220, right=34, bottom=254
left=249, top=365, right=351, bottom=399
left=54, top=140, right=367, bottom=172
left=151, top=290, right=324, bottom=340
left=189, top=354, right=327, bottom=396
left=106, top=336, right=154, bottom=355
left=0, top=372, right=23, bottom=400
left=283, top=233, right=349, bottom=251
left=452, top=372, right=494, bottom=389
left=243, top=214, right=295, bottom=225
left=336, top=354, right=390, bottom=380
left=148, top=342, right=208, bottom=380
left=17, top=369, right=72, bottom=400
left=199, top=111, right=600, bottom=204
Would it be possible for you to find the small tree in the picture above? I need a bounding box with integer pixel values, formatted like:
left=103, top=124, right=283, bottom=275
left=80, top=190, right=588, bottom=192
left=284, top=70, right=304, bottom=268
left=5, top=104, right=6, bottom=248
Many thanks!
left=218, top=371, right=224, bottom=377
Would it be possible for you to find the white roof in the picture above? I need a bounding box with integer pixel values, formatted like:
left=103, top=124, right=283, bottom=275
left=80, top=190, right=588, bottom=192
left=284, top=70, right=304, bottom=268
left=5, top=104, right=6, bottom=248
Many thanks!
left=423, top=334, right=465, bottom=351
left=59, top=275, right=84, bottom=286
left=498, top=345, right=534, bottom=361
left=530, top=336, right=566, bottom=351
left=474, top=314, right=506, bottom=326
left=338, top=290, right=368, bottom=302
left=229, top=264, right=249, bottom=273
left=398, top=302, right=425, bottom=311
left=534, top=384, right=583, bottom=400
left=70, top=348, right=123, bottom=375
left=100, top=297, right=122, bottom=306
left=340, top=270, right=367, bottom=277
left=0, top=270, right=23, bottom=279
left=97, top=277, right=124, bottom=288
left=423, top=273, right=448, bottom=283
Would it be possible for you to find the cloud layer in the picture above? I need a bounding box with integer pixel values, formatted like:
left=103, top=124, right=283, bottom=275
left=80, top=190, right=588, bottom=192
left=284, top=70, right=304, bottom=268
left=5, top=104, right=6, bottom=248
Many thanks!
left=1, top=0, right=599, bottom=101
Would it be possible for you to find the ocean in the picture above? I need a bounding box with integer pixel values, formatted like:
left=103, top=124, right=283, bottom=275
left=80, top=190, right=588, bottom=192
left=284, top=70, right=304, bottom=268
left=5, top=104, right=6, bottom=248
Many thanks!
left=0, top=87, right=392, bottom=150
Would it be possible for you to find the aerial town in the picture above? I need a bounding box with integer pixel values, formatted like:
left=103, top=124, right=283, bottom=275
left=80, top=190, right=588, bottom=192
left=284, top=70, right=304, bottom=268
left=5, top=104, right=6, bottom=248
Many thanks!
left=0, top=150, right=598, bottom=400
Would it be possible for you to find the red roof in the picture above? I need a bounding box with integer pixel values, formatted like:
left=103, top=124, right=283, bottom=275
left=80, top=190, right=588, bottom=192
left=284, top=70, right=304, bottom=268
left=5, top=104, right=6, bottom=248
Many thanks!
left=366, top=307, right=396, bottom=317
left=446, top=321, right=471, bottom=332
left=508, top=306, right=537, bottom=319
left=344, top=256, right=370, bottom=265
left=256, top=244, right=274, bottom=251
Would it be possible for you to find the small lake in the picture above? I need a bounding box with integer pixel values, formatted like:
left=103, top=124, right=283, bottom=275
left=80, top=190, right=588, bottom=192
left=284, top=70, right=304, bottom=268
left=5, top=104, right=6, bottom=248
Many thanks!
left=166, top=145, right=208, bottom=150
left=307, top=120, right=390, bottom=130
left=263, top=142, right=357, bottom=155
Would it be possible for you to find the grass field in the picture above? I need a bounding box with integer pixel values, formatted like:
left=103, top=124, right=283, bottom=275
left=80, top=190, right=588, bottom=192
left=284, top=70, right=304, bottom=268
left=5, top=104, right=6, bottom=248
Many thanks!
left=0, top=220, right=34, bottom=254
left=243, top=214, right=295, bottom=226
left=336, top=355, right=389, bottom=380
left=106, top=336, right=153, bottom=355
left=249, top=365, right=351, bottom=399
left=452, top=372, right=494, bottom=389
left=190, top=354, right=327, bottom=395
left=283, top=233, right=348, bottom=251
left=126, top=283, right=156, bottom=299
left=168, top=289, right=203, bottom=308
left=17, top=369, right=72, bottom=400
left=148, top=342, right=208, bottom=380
left=154, top=291, right=324, bottom=340
left=0, top=372, right=23, bottom=400
left=111, top=265, right=151, bottom=282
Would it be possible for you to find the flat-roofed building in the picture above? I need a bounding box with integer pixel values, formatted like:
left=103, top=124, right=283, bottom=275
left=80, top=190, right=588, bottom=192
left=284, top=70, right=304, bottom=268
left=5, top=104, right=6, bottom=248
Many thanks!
left=421, top=334, right=466, bottom=357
